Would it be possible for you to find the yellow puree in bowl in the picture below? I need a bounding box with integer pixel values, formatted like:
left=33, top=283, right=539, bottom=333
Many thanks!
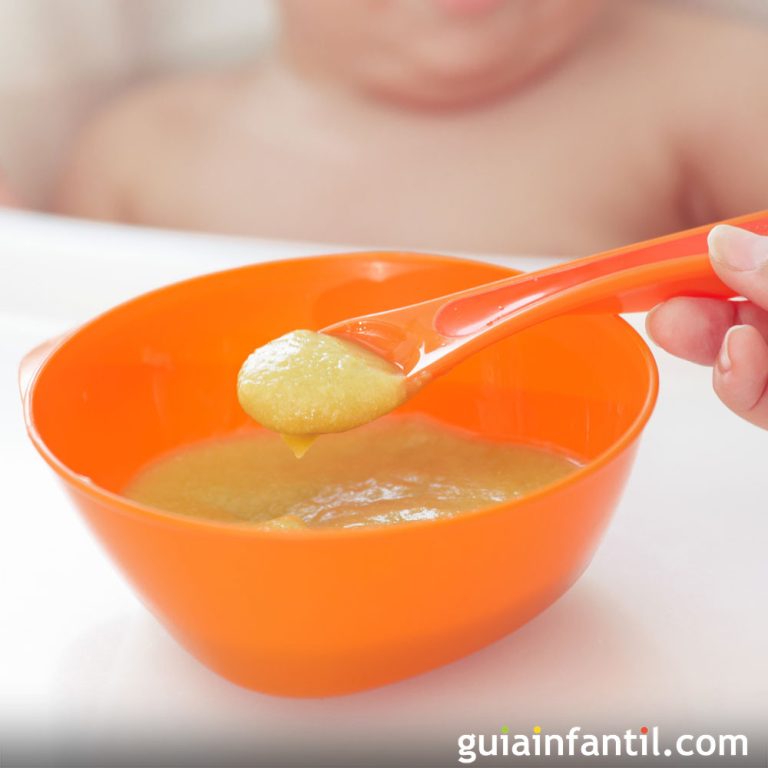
left=125, top=331, right=578, bottom=529
left=124, top=416, right=578, bottom=529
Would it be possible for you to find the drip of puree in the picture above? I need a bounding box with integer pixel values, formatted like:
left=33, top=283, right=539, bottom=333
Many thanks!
left=124, top=416, right=579, bottom=529
left=237, top=330, right=407, bottom=457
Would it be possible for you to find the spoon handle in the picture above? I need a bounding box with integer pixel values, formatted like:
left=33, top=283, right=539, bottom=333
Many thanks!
left=436, top=210, right=768, bottom=338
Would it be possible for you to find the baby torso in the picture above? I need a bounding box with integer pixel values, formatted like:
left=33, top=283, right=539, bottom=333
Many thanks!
left=99, top=4, right=710, bottom=256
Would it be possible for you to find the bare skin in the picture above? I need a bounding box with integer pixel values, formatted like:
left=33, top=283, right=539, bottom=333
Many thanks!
left=57, top=0, right=768, bottom=256
left=0, top=171, right=16, bottom=207
left=648, top=226, right=768, bottom=431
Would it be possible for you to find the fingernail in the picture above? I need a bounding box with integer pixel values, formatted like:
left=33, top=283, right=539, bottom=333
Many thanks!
left=717, top=325, right=743, bottom=374
left=708, top=224, right=768, bottom=272
left=644, top=304, right=660, bottom=345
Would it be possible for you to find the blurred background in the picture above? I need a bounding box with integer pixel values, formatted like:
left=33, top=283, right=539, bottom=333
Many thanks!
left=1, top=0, right=766, bottom=212
left=0, top=0, right=275, bottom=208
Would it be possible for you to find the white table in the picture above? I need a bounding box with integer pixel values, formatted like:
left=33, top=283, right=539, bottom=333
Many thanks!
left=1, top=210, right=765, bottom=767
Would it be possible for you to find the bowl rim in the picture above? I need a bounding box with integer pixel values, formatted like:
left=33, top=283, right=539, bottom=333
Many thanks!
left=22, top=250, right=659, bottom=540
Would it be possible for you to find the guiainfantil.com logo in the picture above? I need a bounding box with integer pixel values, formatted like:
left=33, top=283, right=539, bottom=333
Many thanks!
left=457, top=725, right=748, bottom=763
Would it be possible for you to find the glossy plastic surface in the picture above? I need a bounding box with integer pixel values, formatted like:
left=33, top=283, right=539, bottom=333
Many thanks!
left=325, top=211, right=768, bottom=381
left=21, top=253, right=657, bottom=697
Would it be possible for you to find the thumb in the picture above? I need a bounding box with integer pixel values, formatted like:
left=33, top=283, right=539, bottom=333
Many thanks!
left=708, top=224, right=768, bottom=310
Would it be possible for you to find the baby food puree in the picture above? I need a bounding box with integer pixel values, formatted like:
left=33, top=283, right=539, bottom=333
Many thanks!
left=125, top=330, right=578, bottom=529
left=237, top=330, right=407, bottom=456
left=125, top=416, right=578, bottom=529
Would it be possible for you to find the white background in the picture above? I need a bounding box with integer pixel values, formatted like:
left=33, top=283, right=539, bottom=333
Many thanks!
left=1, top=210, right=766, bottom=764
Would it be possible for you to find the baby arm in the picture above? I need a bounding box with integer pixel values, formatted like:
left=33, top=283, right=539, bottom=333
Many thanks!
left=680, top=20, right=768, bottom=221
left=55, top=77, right=215, bottom=226
left=54, top=80, right=181, bottom=223
left=0, top=169, right=17, bottom=207
left=55, top=111, right=128, bottom=221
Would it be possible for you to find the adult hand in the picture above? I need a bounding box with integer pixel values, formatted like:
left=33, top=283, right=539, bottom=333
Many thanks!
left=647, top=225, right=768, bottom=430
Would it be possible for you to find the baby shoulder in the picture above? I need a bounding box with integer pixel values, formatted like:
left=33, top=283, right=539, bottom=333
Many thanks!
left=55, top=72, right=239, bottom=219
left=653, top=4, right=768, bottom=86
left=649, top=6, right=768, bottom=219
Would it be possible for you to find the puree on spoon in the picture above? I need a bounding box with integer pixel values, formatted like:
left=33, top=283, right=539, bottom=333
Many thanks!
left=237, top=330, right=407, bottom=456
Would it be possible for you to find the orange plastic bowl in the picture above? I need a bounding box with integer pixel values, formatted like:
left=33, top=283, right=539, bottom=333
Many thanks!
left=21, top=252, right=657, bottom=697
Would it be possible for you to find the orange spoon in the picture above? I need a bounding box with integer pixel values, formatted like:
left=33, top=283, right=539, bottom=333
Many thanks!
left=324, top=210, right=768, bottom=387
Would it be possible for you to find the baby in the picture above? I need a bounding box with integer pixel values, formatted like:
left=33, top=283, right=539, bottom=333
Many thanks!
left=53, top=1, right=768, bottom=431
left=57, top=0, right=768, bottom=256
